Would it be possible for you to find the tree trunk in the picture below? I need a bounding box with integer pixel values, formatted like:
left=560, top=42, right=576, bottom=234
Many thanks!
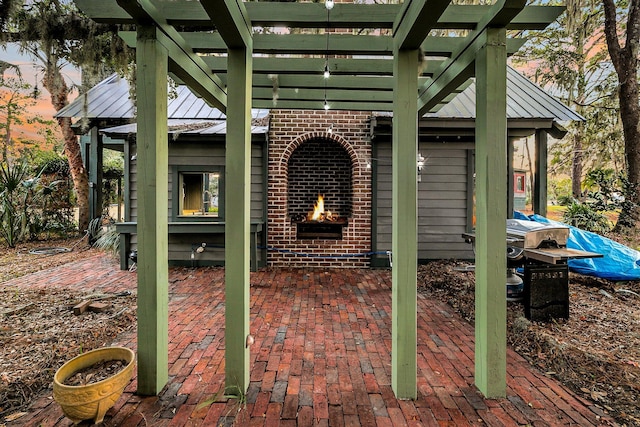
left=602, top=0, right=640, bottom=232
left=571, top=132, right=584, bottom=199
left=613, top=76, right=640, bottom=231
left=43, top=66, right=89, bottom=235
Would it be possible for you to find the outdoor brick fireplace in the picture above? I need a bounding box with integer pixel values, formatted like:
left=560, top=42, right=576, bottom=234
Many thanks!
left=268, top=110, right=372, bottom=267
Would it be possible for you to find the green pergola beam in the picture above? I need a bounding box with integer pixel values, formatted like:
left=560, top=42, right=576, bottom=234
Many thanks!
left=391, top=47, right=419, bottom=400
left=246, top=2, right=399, bottom=29
left=175, top=33, right=465, bottom=57
left=252, top=87, right=393, bottom=103
left=418, top=36, right=525, bottom=114
left=123, top=29, right=520, bottom=59
left=393, top=0, right=451, bottom=49
left=249, top=74, right=401, bottom=90
left=417, top=33, right=483, bottom=115
left=225, top=45, right=253, bottom=394
left=76, top=0, right=563, bottom=32
left=203, top=56, right=442, bottom=77
left=134, top=25, right=169, bottom=396
left=200, top=0, right=251, bottom=49
left=428, top=79, right=474, bottom=113
left=115, top=0, right=226, bottom=111
left=251, top=99, right=392, bottom=111
left=418, top=0, right=525, bottom=114
left=474, top=27, right=508, bottom=398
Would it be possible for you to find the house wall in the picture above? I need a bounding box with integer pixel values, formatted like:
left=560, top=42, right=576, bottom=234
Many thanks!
left=267, top=110, right=372, bottom=267
left=127, top=138, right=266, bottom=266
left=124, top=119, right=476, bottom=269
left=372, top=141, right=475, bottom=263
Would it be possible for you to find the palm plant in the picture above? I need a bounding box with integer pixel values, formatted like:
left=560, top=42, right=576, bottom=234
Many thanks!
left=0, top=162, right=29, bottom=247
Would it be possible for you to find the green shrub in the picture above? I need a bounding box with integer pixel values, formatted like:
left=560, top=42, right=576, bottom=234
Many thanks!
left=562, top=202, right=611, bottom=233
left=556, top=195, right=576, bottom=206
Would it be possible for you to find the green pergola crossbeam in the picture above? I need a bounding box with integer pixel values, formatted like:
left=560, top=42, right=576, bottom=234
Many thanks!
left=200, top=0, right=251, bottom=49
left=252, top=87, right=393, bottom=103
left=77, top=0, right=563, bottom=32
left=251, top=99, right=392, bottom=112
left=428, top=79, right=474, bottom=113
left=217, top=74, right=414, bottom=91
left=245, top=2, right=401, bottom=29
left=418, top=37, right=525, bottom=114
left=393, top=0, right=451, bottom=49
left=115, top=0, right=227, bottom=111
left=417, top=0, right=526, bottom=115
left=203, top=56, right=442, bottom=77
left=180, top=33, right=465, bottom=57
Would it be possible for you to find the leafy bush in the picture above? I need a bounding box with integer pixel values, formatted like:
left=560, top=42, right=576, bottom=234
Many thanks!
left=562, top=202, right=611, bottom=233
left=549, top=177, right=573, bottom=205
left=583, top=168, right=624, bottom=211
left=0, top=162, right=76, bottom=247
left=556, top=195, right=577, bottom=206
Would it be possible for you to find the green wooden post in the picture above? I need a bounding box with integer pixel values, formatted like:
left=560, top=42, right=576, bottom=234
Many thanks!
left=507, top=137, right=516, bottom=218
left=225, top=45, right=253, bottom=393
left=391, top=47, right=418, bottom=400
left=88, top=127, right=103, bottom=222
left=474, top=27, right=507, bottom=398
left=135, top=25, right=169, bottom=396
left=533, top=129, right=548, bottom=216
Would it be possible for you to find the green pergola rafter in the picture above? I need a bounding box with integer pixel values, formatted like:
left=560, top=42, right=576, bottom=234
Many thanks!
left=114, top=0, right=227, bottom=110
left=73, top=0, right=564, bottom=402
left=418, top=0, right=527, bottom=114
left=79, top=0, right=563, bottom=30
left=77, top=0, right=562, bottom=112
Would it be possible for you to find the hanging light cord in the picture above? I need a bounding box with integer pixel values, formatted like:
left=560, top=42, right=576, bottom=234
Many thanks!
left=324, top=6, right=331, bottom=109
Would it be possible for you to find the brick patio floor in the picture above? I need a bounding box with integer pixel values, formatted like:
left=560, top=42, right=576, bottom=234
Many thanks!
left=8, top=254, right=616, bottom=426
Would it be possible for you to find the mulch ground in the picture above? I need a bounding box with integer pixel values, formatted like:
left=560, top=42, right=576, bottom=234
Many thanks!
left=418, top=260, right=640, bottom=426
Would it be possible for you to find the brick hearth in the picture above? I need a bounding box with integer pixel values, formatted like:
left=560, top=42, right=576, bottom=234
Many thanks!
left=267, top=110, right=372, bottom=267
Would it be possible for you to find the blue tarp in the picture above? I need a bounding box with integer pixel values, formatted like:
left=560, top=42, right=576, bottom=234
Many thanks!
left=514, top=212, right=640, bottom=281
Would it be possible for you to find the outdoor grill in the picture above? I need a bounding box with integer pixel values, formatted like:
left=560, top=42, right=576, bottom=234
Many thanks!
left=464, top=219, right=601, bottom=321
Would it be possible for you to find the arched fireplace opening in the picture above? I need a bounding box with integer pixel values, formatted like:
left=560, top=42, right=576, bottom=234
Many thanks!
left=287, top=138, right=352, bottom=239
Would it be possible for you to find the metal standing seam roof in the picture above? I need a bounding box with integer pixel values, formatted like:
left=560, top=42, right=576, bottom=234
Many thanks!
left=55, top=73, right=269, bottom=121
left=100, top=120, right=269, bottom=136
left=423, top=67, right=585, bottom=122
left=57, top=68, right=583, bottom=125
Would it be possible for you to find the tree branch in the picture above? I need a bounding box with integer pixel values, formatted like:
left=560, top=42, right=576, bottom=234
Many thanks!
left=602, top=0, right=622, bottom=71
left=627, top=0, right=640, bottom=61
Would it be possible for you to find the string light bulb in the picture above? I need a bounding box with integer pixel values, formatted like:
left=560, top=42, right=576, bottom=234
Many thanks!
left=324, top=63, right=330, bottom=79
left=324, top=99, right=330, bottom=110
left=325, top=0, right=334, bottom=10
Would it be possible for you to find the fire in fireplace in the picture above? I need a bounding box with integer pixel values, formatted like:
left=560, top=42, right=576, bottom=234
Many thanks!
left=296, top=194, right=348, bottom=240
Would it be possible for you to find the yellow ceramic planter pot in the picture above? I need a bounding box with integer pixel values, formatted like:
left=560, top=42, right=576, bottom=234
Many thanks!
left=53, top=346, right=135, bottom=424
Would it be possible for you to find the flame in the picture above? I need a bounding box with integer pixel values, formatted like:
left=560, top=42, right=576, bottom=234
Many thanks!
left=307, top=194, right=338, bottom=222
left=310, top=195, right=324, bottom=221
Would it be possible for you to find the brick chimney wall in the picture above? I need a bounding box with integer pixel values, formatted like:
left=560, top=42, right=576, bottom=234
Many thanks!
left=267, top=109, right=372, bottom=267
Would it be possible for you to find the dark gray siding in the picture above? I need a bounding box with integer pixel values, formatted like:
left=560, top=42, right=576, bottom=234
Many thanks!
left=127, top=139, right=266, bottom=265
left=374, top=141, right=475, bottom=260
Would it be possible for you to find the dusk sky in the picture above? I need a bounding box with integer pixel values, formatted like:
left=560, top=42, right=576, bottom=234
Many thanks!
left=1, top=43, right=82, bottom=142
